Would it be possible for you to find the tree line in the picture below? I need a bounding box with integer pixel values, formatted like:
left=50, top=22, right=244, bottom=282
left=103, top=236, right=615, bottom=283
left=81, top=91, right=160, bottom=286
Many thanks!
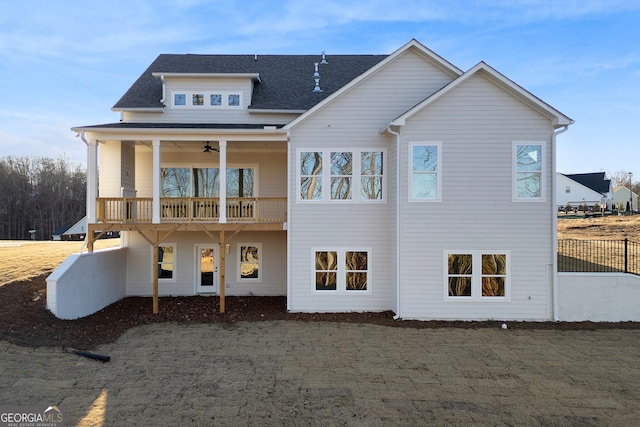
left=0, top=156, right=86, bottom=240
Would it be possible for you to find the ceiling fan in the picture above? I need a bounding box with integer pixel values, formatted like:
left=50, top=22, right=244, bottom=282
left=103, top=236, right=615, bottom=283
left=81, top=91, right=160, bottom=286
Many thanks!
left=203, top=142, right=219, bottom=153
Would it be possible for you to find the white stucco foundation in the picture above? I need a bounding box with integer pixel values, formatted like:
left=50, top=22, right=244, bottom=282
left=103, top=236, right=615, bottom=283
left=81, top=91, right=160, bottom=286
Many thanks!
left=558, top=273, right=640, bottom=321
left=47, top=247, right=127, bottom=319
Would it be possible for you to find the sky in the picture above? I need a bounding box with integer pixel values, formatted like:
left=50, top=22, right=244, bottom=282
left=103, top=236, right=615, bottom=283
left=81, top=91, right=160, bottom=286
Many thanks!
left=1, top=0, right=639, bottom=180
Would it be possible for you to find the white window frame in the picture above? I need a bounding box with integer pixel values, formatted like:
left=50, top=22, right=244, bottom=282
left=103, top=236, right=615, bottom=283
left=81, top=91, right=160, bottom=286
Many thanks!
left=409, top=142, right=442, bottom=202
left=312, top=248, right=372, bottom=294
left=237, top=243, right=262, bottom=282
left=513, top=141, right=545, bottom=201
left=297, top=149, right=386, bottom=203
left=443, top=251, right=510, bottom=301
left=171, top=91, right=243, bottom=109
left=153, top=243, right=177, bottom=283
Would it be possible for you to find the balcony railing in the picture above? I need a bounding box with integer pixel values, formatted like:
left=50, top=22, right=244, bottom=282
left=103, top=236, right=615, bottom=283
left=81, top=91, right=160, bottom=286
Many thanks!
left=96, top=197, right=287, bottom=224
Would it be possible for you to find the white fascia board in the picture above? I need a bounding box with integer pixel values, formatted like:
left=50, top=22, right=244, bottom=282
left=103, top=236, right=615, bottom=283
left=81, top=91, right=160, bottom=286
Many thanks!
left=111, top=107, right=164, bottom=113
left=70, top=126, right=289, bottom=142
left=152, top=72, right=261, bottom=82
left=284, top=39, right=463, bottom=130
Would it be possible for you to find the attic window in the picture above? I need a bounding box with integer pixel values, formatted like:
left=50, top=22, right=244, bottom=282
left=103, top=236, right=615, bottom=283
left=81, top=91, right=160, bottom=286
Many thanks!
left=171, top=91, right=242, bottom=109
left=192, top=93, right=204, bottom=106
left=228, top=94, right=240, bottom=106
left=174, top=94, right=186, bottom=106
left=210, top=94, right=222, bottom=106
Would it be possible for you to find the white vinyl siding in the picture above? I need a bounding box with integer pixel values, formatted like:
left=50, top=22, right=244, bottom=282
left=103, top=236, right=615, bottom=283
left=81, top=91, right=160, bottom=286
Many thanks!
left=397, top=73, right=554, bottom=321
left=99, top=141, right=135, bottom=198
left=288, top=48, right=456, bottom=313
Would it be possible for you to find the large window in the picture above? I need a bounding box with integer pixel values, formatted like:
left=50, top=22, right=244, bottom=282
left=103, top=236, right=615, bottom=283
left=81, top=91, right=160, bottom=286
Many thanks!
left=161, top=167, right=255, bottom=197
left=314, top=249, right=370, bottom=292
left=238, top=244, right=261, bottom=281
left=514, top=142, right=544, bottom=200
left=410, top=142, right=440, bottom=201
left=298, top=150, right=385, bottom=202
left=445, top=251, right=509, bottom=300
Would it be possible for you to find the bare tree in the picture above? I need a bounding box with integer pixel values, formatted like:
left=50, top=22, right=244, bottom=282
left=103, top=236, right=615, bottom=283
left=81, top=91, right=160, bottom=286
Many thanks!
left=0, top=156, right=86, bottom=240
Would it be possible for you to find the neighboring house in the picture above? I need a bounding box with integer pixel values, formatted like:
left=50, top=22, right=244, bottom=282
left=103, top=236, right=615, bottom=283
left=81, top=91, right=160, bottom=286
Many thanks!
left=52, top=225, right=70, bottom=241
left=51, top=39, right=573, bottom=321
left=556, top=172, right=611, bottom=210
left=61, top=216, right=87, bottom=241
left=612, top=186, right=638, bottom=212
left=62, top=216, right=120, bottom=240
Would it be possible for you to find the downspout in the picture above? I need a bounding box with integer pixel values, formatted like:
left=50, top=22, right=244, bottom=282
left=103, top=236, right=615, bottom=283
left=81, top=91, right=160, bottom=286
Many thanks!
left=159, top=75, right=166, bottom=105
left=386, top=125, right=402, bottom=320
left=552, top=125, right=569, bottom=321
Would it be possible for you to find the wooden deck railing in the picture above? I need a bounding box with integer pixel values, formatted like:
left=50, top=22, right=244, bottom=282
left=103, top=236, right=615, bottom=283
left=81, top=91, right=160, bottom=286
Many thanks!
left=96, top=197, right=287, bottom=224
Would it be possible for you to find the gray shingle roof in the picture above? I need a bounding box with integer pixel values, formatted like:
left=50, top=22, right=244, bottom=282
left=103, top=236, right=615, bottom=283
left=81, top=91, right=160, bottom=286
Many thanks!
left=565, top=172, right=611, bottom=194
left=113, top=54, right=388, bottom=111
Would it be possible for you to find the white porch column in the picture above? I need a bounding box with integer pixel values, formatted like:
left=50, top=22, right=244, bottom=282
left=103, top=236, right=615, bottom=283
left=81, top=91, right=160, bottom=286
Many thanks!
left=219, top=140, right=227, bottom=223
left=152, top=140, right=161, bottom=223
left=87, top=139, right=98, bottom=224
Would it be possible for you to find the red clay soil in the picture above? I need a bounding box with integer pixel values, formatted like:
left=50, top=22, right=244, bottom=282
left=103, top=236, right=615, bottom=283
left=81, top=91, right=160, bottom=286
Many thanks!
left=1, top=273, right=639, bottom=350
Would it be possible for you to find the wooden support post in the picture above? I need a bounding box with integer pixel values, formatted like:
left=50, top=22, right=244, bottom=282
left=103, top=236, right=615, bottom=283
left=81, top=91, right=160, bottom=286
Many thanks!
left=87, top=224, right=96, bottom=253
left=219, top=230, right=226, bottom=313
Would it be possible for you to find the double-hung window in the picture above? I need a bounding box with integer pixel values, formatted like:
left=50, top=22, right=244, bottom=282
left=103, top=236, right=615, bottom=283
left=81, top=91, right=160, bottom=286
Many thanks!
left=410, top=142, right=441, bottom=201
left=514, top=142, right=544, bottom=200
left=314, top=249, right=371, bottom=292
left=298, top=149, right=385, bottom=202
left=445, top=251, right=509, bottom=300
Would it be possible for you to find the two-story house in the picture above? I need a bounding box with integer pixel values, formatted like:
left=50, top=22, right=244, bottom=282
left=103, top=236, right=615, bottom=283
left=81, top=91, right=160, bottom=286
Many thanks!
left=49, top=39, right=572, bottom=321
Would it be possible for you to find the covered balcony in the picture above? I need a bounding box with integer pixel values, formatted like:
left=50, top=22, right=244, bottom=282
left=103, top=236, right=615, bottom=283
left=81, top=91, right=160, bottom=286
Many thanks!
left=96, top=196, right=287, bottom=224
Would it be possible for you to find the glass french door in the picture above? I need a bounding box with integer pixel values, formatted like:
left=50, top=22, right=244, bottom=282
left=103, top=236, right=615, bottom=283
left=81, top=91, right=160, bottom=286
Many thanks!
left=196, top=245, right=219, bottom=293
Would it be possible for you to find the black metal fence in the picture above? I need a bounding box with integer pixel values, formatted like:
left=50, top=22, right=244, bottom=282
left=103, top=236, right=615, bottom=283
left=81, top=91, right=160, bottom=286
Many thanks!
left=558, top=239, right=640, bottom=275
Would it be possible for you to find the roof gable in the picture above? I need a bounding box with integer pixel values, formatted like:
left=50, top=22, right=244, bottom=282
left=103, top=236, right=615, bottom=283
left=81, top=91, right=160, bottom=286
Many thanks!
left=390, top=61, right=573, bottom=128
left=284, top=39, right=463, bottom=130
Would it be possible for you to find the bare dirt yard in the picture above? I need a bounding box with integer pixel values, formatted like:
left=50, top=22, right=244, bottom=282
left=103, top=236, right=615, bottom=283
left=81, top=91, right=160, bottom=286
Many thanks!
left=1, top=216, right=640, bottom=350
left=557, top=213, right=640, bottom=240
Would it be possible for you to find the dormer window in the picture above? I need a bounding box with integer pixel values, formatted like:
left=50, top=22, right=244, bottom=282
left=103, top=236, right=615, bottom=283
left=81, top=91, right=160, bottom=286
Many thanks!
left=228, top=94, right=240, bottom=107
left=210, top=94, right=222, bottom=106
left=174, top=94, right=186, bottom=106
left=171, top=91, right=242, bottom=109
left=192, top=93, right=204, bottom=106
